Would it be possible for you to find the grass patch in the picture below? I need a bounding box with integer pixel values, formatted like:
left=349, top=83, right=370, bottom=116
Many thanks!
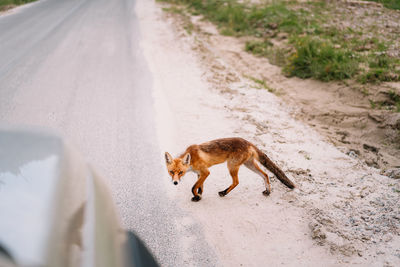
left=370, top=99, right=378, bottom=109
left=388, top=90, right=400, bottom=112
left=162, top=6, right=185, bottom=14
left=245, top=75, right=275, bottom=93
left=158, top=0, right=321, bottom=37
left=285, top=37, right=359, bottom=81
left=159, top=0, right=400, bottom=84
left=360, top=87, right=370, bottom=96
left=0, top=0, right=35, bottom=10
left=358, top=55, right=400, bottom=83
left=358, top=69, right=395, bottom=83
left=367, top=0, right=400, bottom=10
left=162, top=4, right=195, bottom=35
left=245, top=40, right=271, bottom=55
left=369, top=90, right=400, bottom=112
left=245, top=40, right=287, bottom=66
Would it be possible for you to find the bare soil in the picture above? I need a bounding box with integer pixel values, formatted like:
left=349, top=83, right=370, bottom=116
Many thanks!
left=138, top=0, right=400, bottom=265
left=163, top=0, right=400, bottom=173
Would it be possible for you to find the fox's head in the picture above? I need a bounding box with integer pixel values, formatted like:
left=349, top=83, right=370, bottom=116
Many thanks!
left=165, top=152, right=191, bottom=185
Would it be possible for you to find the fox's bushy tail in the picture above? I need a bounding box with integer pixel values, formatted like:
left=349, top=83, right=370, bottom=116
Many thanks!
left=257, top=149, right=295, bottom=189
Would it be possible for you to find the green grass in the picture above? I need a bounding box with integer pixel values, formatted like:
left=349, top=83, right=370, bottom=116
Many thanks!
left=0, top=0, right=35, bottom=10
left=369, top=90, right=400, bottom=112
left=162, top=5, right=195, bottom=34
left=358, top=69, right=396, bottom=84
left=245, top=75, right=275, bottom=93
left=159, top=0, right=400, bottom=83
left=388, top=90, right=400, bottom=112
left=162, top=6, right=184, bottom=14
left=158, top=0, right=321, bottom=37
left=246, top=40, right=269, bottom=54
left=285, top=37, right=359, bottom=81
left=367, top=0, right=400, bottom=10
left=357, top=54, right=400, bottom=83
left=245, top=40, right=287, bottom=66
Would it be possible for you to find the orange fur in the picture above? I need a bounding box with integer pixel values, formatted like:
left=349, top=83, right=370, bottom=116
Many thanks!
left=165, top=137, right=294, bottom=202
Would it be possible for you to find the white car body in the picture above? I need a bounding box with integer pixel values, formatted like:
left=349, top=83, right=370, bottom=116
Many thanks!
left=0, top=128, right=158, bottom=267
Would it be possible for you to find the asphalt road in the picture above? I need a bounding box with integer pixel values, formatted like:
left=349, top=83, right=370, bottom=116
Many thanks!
left=0, top=0, right=215, bottom=265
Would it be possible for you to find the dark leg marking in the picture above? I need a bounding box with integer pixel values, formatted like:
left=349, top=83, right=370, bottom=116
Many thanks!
left=191, top=195, right=201, bottom=202
left=218, top=188, right=229, bottom=197
left=191, top=184, right=197, bottom=196
left=263, top=189, right=270, bottom=196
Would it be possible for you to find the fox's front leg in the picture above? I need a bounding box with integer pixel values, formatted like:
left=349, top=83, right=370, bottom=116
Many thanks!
left=196, top=173, right=204, bottom=195
left=191, top=169, right=210, bottom=202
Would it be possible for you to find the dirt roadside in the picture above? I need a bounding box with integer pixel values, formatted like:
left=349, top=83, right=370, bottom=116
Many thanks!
left=161, top=0, right=400, bottom=173
left=0, top=1, right=37, bottom=16
left=137, top=0, right=399, bottom=266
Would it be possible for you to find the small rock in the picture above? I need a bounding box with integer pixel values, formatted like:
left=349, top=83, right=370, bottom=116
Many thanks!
left=363, top=143, right=379, bottom=153
left=347, top=149, right=359, bottom=158
left=361, top=216, right=369, bottom=221
left=309, top=222, right=326, bottom=245
left=365, top=159, right=379, bottom=168
left=383, top=234, right=393, bottom=242
left=349, top=217, right=358, bottom=226
left=383, top=168, right=400, bottom=179
left=385, top=112, right=400, bottom=130
left=361, top=235, right=371, bottom=241
left=368, top=111, right=384, bottom=123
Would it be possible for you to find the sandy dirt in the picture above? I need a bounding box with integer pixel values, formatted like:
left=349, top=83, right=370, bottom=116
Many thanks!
left=188, top=1, right=400, bottom=171
left=163, top=0, right=400, bottom=172
left=137, top=0, right=400, bottom=266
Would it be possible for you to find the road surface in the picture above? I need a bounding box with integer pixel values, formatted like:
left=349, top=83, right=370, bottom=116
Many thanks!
left=0, top=0, right=215, bottom=265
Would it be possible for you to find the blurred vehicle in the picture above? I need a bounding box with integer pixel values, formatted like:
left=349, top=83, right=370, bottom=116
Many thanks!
left=0, top=128, right=159, bottom=267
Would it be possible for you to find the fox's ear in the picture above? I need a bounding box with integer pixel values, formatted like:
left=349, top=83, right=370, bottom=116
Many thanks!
left=182, top=153, right=191, bottom=165
left=165, top=152, right=173, bottom=165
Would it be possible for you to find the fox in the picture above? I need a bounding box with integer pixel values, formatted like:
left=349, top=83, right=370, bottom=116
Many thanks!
left=164, top=137, right=295, bottom=202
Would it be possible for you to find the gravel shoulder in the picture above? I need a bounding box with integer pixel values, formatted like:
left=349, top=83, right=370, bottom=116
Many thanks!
left=137, top=0, right=400, bottom=266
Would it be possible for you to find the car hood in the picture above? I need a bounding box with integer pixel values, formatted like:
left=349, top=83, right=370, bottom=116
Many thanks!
left=0, top=129, right=67, bottom=266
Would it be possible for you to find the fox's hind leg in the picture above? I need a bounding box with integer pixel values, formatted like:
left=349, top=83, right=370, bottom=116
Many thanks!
left=244, top=159, right=271, bottom=196
left=218, top=161, right=241, bottom=197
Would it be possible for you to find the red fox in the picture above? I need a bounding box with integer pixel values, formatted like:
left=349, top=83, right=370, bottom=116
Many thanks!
left=165, top=137, right=295, bottom=202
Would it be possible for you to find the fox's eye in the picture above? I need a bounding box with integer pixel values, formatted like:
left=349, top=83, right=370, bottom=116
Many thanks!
left=170, top=171, right=174, bottom=175
left=179, top=171, right=183, bottom=175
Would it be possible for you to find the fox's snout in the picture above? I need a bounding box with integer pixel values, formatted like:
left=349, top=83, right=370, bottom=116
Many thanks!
left=172, top=175, right=180, bottom=185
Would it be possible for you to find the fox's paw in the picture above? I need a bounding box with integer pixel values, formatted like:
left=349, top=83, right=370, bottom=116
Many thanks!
left=191, top=195, right=201, bottom=202
left=218, top=190, right=227, bottom=197
left=262, top=189, right=270, bottom=196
